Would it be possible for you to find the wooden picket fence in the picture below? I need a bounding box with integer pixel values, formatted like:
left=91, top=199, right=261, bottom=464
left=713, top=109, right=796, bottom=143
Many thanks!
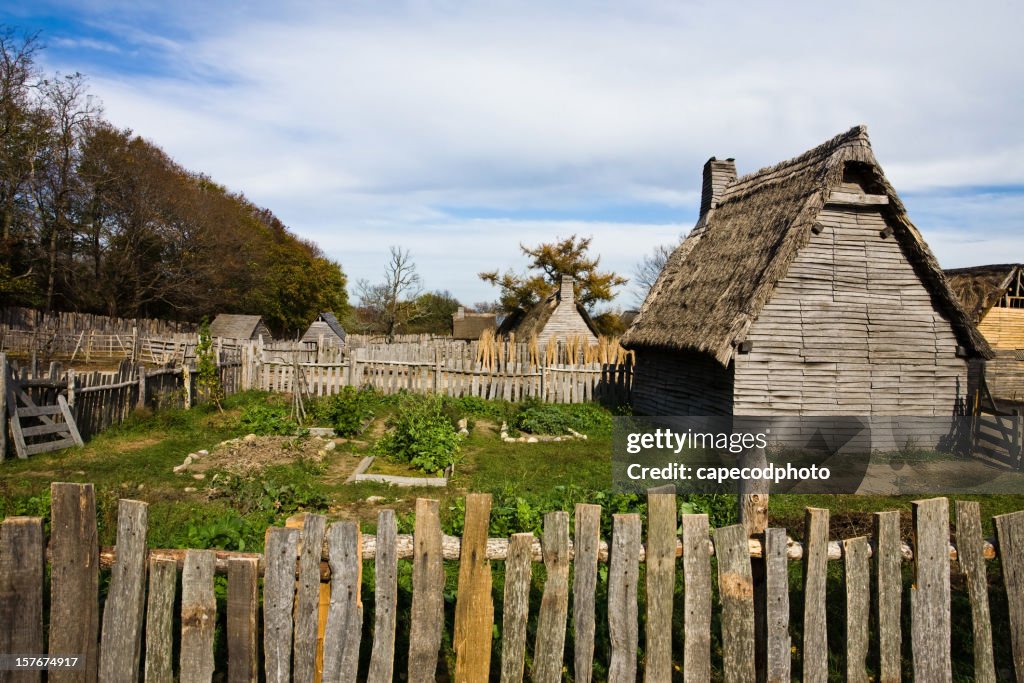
left=3, top=484, right=1023, bottom=681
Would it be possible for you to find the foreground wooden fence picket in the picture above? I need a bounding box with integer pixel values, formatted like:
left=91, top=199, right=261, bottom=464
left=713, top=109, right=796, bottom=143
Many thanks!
left=2, top=484, right=1024, bottom=680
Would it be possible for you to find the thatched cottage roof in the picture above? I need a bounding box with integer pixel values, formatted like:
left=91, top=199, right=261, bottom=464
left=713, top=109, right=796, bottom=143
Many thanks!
left=944, top=264, right=1022, bottom=325
left=497, top=290, right=599, bottom=339
left=209, top=314, right=270, bottom=340
left=622, top=125, right=992, bottom=365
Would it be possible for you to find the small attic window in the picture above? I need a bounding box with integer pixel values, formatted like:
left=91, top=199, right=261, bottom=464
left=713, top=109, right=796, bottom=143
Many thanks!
left=998, top=268, right=1024, bottom=309
left=841, top=161, right=885, bottom=194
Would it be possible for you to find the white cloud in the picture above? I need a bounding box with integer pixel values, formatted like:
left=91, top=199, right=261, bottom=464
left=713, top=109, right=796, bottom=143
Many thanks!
left=29, top=0, right=1024, bottom=305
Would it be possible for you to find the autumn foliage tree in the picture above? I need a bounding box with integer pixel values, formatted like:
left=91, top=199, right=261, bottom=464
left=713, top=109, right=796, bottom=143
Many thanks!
left=479, top=234, right=627, bottom=313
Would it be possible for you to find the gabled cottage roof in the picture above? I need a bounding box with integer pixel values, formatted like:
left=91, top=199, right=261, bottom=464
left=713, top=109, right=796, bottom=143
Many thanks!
left=622, top=125, right=991, bottom=365
left=944, top=264, right=1023, bottom=324
left=209, top=314, right=266, bottom=340
left=497, top=290, right=599, bottom=339
left=315, top=312, right=347, bottom=340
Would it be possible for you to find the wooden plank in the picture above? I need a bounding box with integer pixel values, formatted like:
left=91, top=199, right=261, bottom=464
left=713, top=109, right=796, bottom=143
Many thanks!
left=263, top=527, right=299, bottom=683
left=58, top=394, right=84, bottom=446
left=499, top=533, right=533, bottom=683
left=0, top=517, right=45, bottom=683
left=367, top=510, right=399, bottom=683
left=227, top=557, right=259, bottom=683
left=995, top=510, right=1024, bottom=682
left=532, top=512, right=570, bottom=683
left=98, top=499, right=149, bottom=683
left=713, top=524, right=756, bottom=683
left=955, top=501, right=996, bottom=683
left=644, top=489, right=676, bottom=682
left=408, top=499, right=444, bottom=683
left=143, top=558, right=176, bottom=683
left=180, top=550, right=216, bottom=682
left=874, top=511, right=902, bottom=683
left=0, top=353, right=7, bottom=460
left=48, top=482, right=100, bottom=683
left=910, top=498, right=951, bottom=682
left=293, top=514, right=327, bottom=683
left=608, top=514, right=641, bottom=683
left=682, top=513, right=711, bottom=683
left=844, top=537, right=870, bottom=683
left=453, top=493, right=494, bottom=683
left=764, top=528, right=791, bottom=683
left=322, top=521, right=363, bottom=683
left=572, top=504, right=601, bottom=683
left=802, top=507, right=829, bottom=683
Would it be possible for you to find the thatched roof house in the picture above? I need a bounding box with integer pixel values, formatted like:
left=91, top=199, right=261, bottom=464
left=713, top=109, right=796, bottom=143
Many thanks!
left=301, top=312, right=347, bottom=346
left=622, top=125, right=990, bottom=419
left=452, top=307, right=497, bottom=340
left=946, top=264, right=1023, bottom=400
left=498, top=276, right=599, bottom=345
left=209, top=314, right=272, bottom=341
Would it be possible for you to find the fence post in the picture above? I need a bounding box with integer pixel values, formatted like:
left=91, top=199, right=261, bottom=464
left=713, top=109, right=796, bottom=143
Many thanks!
left=182, top=364, right=192, bottom=409
left=0, top=352, right=7, bottom=460
left=137, top=365, right=146, bottom=410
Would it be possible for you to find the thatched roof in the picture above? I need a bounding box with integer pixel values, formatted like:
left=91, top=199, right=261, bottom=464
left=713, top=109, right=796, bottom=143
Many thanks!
left=209, top=314, right=269, bottom=340
left=452, top=312, right=497, bottom=340
left=622, top=125, right=992, bottom=364
left=944, top=264, right=1022, bottom=324
left=497, top=292, right=599, bottom=339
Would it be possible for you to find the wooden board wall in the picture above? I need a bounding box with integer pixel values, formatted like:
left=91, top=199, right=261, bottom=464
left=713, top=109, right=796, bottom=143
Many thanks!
left=733, top=204, right=968, bottom=418
left=979, top=307, right=1024, bottom=350
left=631, top=350, right=734, bottom=416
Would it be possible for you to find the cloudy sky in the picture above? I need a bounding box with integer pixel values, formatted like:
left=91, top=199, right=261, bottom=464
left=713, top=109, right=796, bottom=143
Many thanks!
left=2, top=0, right=1022, bottom=308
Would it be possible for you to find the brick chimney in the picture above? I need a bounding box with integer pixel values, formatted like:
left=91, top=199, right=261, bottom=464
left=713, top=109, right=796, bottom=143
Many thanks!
left=699, top=157, right=737, bottom=218
left=559, top=275, right=575, bottom=304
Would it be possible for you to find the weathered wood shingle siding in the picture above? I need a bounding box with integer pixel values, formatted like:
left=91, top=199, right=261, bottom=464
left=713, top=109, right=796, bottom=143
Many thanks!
left=733, top=205, right=968, bottom=418
left=632, top=350, right=733, bottom=416
left=536, top=301, right=598, bottom=346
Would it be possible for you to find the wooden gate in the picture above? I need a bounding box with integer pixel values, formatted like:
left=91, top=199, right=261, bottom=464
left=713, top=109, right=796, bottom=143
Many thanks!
left=975, top=375, right=1023, bottom=468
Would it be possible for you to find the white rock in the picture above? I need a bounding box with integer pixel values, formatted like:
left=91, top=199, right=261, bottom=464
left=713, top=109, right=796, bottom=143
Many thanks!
left=365, top=496, right=386, bottom=503
left=323, top=441, right=336, bottom=452
left=137, top=484, right=145, bottom=490
left=197, top=449, right=209, bottom=456
left=184, top=487, right=197, bottom=493
left=526, top=437, right=538, bottom=443
left=244, top=433, right=258, bottom=442
left=183, top=455, right=194, bottom=466
left=192, top=473, right=206, bottom=480
left=173, top=464, right=189, bottom=473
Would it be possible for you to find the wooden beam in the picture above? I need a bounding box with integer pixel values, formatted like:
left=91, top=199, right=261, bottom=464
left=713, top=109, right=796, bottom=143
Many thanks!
left=826, top=190, right=889, bottom=206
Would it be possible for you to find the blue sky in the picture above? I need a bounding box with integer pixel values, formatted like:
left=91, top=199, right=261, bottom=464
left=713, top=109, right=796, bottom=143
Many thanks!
left=3, top=0, right=1023, bottom=308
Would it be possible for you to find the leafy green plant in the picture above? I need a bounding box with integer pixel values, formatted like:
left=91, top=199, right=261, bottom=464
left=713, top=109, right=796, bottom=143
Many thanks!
left=308, top=386, right=379, bottom=436
left=185, top=514, right=255, bottom=551
left=373, top=395, right=461, bottom=474
left=509, top=399, right=612, bottom=436
left=211, top=472, right=328, bottom=516
left=239, top=400, right=299, bottom=436
left=195, top=320, right=224, bottom=412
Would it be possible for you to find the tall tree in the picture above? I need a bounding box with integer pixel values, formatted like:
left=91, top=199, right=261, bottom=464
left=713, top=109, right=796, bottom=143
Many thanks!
left=632, top=242, right=676, bottom=305
left=479, top=234, right=626, bottom=313
left=355, top=246, right=424, bottom=340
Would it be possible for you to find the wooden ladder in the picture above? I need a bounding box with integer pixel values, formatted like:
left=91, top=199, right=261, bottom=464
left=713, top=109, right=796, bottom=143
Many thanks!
left=5, top=370, right=83, bottom=459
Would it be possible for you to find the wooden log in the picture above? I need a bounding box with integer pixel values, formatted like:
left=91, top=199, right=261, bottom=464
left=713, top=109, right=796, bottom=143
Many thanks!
left=322, top=522, right=363, bottom=683
left=143, top=558, right=176, bottom=683
left=572, top=504, right=601, bottom=683
left=844, top=537, right=870, bottom=683
left=764, top=528, right=791, bottom=683
left=532, top=512, right=570, bottom=683
left=263, top=527, right=299, bottom=683
left=874, top=511, right=901, bottom=683
left=408, top=499, right=444, bottom=683
left=48, top=483, right=100, bottom=683
left=644, top=489, right=676, bottom=682
left=499, top=533, right=533, bottom=683
left=608, top=514, right=641, bottom=683
left=682, top=514, right=711, bottom=683
left=911, top=498, right=952, bottom=682
left=713, top=524, right=756, bottom=683
left=954, top=502, right=995, bottom=683
left=453, top=494, right=494, bottom=683
left=0, top=517, right=45, bottom=683
left=180, top=550, right=216, bottom=682
left=99, top=499, right=149, bottom=683
left=802, top=508, right=829, bottom=683
left=293, top=515, right=327, bottom=683
left=227, top=557, right=259, bottom=683
left=995, top=510, right=1024, bottom=682
left=367, top=510, right=398, bottom=683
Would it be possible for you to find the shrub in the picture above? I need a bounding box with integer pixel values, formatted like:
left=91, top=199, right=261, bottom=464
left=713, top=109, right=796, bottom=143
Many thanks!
left=511, top=399, right=612, bottom=436
left=373, top=395, right=461, bottom=474
left=308, top=387, right=378, bottom=436
left=194, top=320, right=224, bottom=411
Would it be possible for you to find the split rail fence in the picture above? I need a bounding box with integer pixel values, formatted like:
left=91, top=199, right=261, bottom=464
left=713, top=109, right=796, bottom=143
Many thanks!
left=2, top=484, right=1023, bottom=681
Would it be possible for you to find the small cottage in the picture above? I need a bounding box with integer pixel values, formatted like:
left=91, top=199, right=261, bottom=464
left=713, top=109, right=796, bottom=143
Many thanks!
left=301, top=312, right=347, bottom=347
left=498, top=275, right=599, bottom=346
left=622, top=125, right=991, bottom=420
left=451, top=307, right=497, bottom=340
left=208, top=314, right=272, bottom=341
left=946, top=264, right=1024, bottom=400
